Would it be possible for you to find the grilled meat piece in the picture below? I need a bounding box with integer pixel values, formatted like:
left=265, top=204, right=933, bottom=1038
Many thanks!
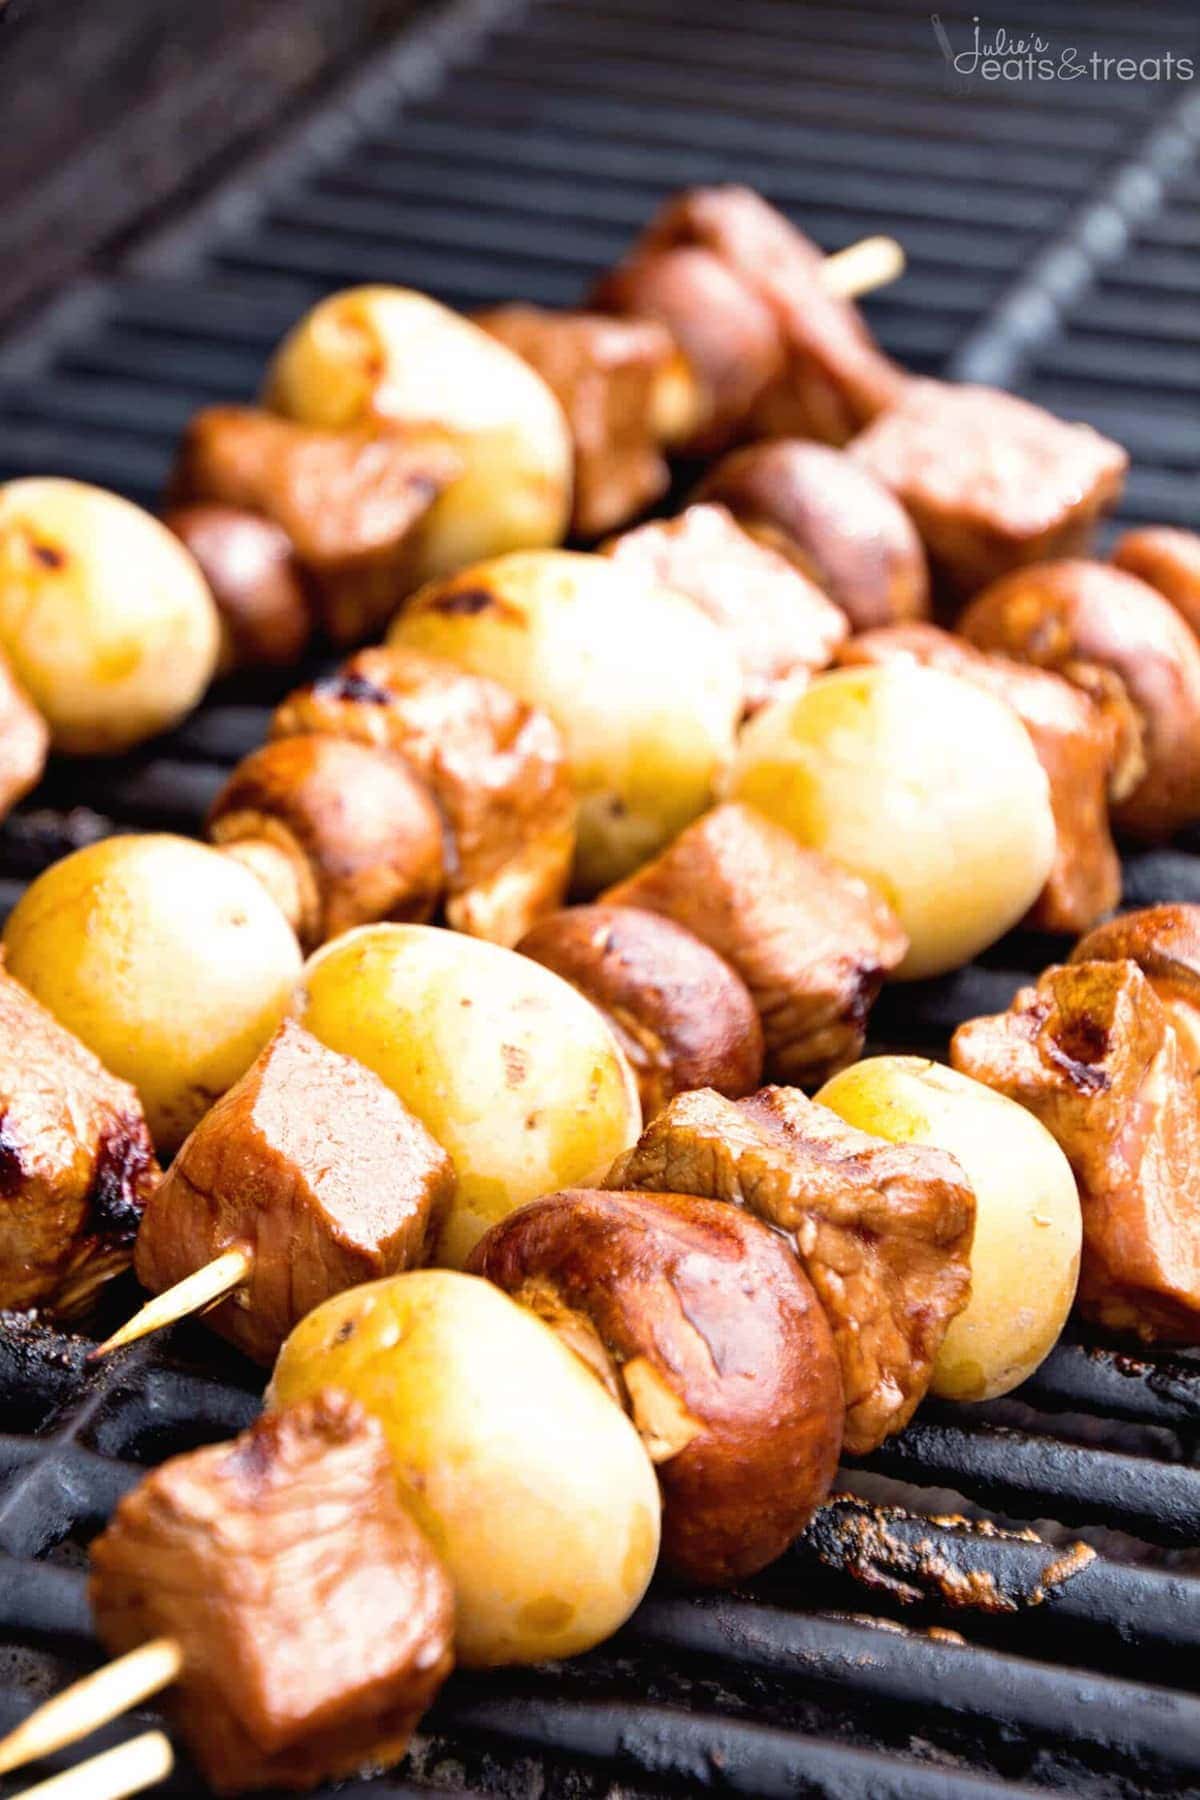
left=952, top=960, right=1200, bottom=1342
left=594, top=186, right=904, bottom=452
left=837, top=623, right=1121, bottom=934
left=470, top=1186, right=843, bottom=1582
left=852, top=382, right=1128, bottom=601
left=607, top=1086, right=975, bottom=1452
left=605, top=503, right=847, bottom=714
left=474, top=305, right=678, bottom=537
left=0, top=962, right=160, bottom=1317
left=91, top=1390, right=454, bottom=1793
left=960, top=559, right=1200, bottom=838
left=134, top=1021, right=453, bottom=1363
left=1112, top=526, right=1200, bottom=641
left=604, top=802, right=906, bottom=1086
left=272, top=645, right=575, bottom=946
left=1072, top=905, right=1200, bottom=1080
left=517, top=904, right=763, bottom=1118
left=163, top=504, right=313, bottom=675
left=0, top=650, right=47, bottom=821
left=170, top=406, right=462, bottom=643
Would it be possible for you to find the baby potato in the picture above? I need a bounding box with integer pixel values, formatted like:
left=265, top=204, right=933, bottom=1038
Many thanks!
left=0, top=479, right=219, bottom=753
left=728, top=664, right=1055, bottom=979
left=3, top=835, right=301, bottom=1152
left=262, top=286, right=572, bottom=585
left=392, top=551, right=743, bottom=889
left=817, top=1056, right=1081, bottom=1401
left=296, top=923, right=641, bottom=1265
left=268, top=1269, right=661, bottom=1665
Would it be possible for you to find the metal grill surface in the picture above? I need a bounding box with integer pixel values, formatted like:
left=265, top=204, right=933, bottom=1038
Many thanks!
left=2, top=2, right=1200, bottom=1794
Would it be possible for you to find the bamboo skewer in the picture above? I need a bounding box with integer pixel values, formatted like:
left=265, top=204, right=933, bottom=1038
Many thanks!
left=89, top=1249, right=254, bottom=1362
left=10, top=1733, right=173, bottom=1800
left=0, top=1644, right=184, bottom=1779
left=820, top=234, right=906, bottom=299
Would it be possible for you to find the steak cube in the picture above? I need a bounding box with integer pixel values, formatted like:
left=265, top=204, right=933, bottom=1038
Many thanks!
left=90, top=1390, right=454, bottom=1793
left=134, top=1021, right=453, bottom=1363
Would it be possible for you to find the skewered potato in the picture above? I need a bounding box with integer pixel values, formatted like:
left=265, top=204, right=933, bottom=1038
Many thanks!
left=0, top=479, right=219, bottom=753
left=268, top=1269, right=661, bottom=1666
left=392, top=550, right=743, bottom=888
left=818, top=1057, right=1081, bottom=1401
left=262, top=287, right=572, bottom=586
left=728, top=664, right=1056, bottom=979
left=3, top=835, right=302, bottom=1152
left=296, top=923, right=641, bottom=1265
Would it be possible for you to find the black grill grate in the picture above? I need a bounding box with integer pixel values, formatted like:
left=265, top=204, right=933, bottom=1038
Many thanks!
left=3, top=2, right=1200, bottom=1795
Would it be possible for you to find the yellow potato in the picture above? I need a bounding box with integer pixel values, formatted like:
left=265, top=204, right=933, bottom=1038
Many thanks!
left=728, top=663, right=1055, bottom=979
left=392, top=551, right=742, bottom=888
left=817, top=1056, right=1081, bottom=1400
left=263, top=286, right=572, bottom=584
left=0, top=479, right=219, bottom=752
left=296, top=923, right=641, bottom=1264
left=268, top=1269, right=661, bottom=1665
left=3, top=835, right=301, bottom=1152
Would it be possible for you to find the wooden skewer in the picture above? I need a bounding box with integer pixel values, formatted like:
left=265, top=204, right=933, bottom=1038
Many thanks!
left=0, top=1643, right=184, bottom=1778
left=10, top=1732, right=173, bottom=1800
left=820, top=234, right=906, bottom=300
left=89, top=1248, right=253, bottom=1361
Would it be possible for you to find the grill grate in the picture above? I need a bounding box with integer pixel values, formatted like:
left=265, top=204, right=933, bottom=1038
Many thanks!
left=3, top=1, right=1200, bottom=1795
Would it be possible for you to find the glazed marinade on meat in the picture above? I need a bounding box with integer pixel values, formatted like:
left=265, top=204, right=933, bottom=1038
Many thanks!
left=90, top=1391, right=454, bottom=1793
left=134, top=1021, right=453, bottom=1364
left=604, top=801, right=907, bottom=1086
left=0, top=962, right=160, bottom=1316
left=607, top=1085, right=974, bottom=1453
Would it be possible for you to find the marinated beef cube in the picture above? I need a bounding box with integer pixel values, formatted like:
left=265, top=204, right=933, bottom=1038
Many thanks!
left=604, top=802, right=906, bottom=1086
left=474, top=305, right=677, bottom=537
left=90, top=1390, right=454, bottom=1794
left=0, top=651, right=47, bottom=820
left=605, top=504, right=847, bottom=714
left=0, top=963, right=160, bottom=1317
left=134, top=1021, right=453, bottom=1364
left=170, top=406, right=462, bottom=643
left=838, top=623, right=1121, bottom=934
left=852, top=381, right=1127, bottom=601
left=952, top=959, right=1200, bottom=1343
left=607, top=1085, right=974, bottom=1452
left=272, top=645, right=576, bottom=946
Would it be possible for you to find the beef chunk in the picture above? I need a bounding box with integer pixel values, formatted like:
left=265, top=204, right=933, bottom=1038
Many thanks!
left=838, top=623, right=1121, bottom=934
left=475, top=305, right=676, bottom=536
left=604, top=802, right=906, bottom=1086
left=134, top=1022, right=453, bottom=1363
left=0, top=652, right=47, bottom=820
left=272, top=645, right=575, bottom=946
left=595, top=186, right=904, bottom=450
left=953, top=960, right=1200, bottom=1342
left=607, top=1086, right=974, bottom=1452
left=605, top=504, right=847, bottom=714
left=170, top=406, right=461, bottom=643
left=90, top=1391, right=454, bottom=1793
left=0, top=963, right=160, bottom=1317
left=852, top=381, right=1127, bottom=601
left=1072, top=905, right=1200, bottom=1078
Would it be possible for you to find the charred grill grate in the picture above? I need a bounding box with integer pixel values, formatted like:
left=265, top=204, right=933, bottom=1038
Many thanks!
left=3, top=0, right=1200, bottom=1794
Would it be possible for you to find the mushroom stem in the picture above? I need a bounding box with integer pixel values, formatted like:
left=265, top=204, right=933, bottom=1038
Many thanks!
left=219, top=838, right=304, bottom=935
left=820, top=234, right=906, bottom=300
left=0, top=1647, right=182, bottom=1778
left=89, top=1247, right=255, bottom=1362
left=11, top=1732, right=174, bottom=1800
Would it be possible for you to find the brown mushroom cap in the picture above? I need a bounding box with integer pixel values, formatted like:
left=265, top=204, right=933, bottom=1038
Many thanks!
left=1112, top=527, right=1200, bottom=641
left=469, top=1185, right=844, bottom=1583
left=696, top=439, right=930, bottom=632
left=1072, top=904, right=1200, bottom=1073
left=960, top=559, right=1200, bottom=839
left=163, top=503, right=312, bottom=675
left=208, top=735, right=445, bottom=951
left=517, top=905, right=763, bottom=1117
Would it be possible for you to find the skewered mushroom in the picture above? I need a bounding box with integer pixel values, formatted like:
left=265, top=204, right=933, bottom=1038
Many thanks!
left=1112, top=526, right=1200, bottom=640
left=162, top=504, right=313, bottom=674
left=0, top=478, right=219, bottom=753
